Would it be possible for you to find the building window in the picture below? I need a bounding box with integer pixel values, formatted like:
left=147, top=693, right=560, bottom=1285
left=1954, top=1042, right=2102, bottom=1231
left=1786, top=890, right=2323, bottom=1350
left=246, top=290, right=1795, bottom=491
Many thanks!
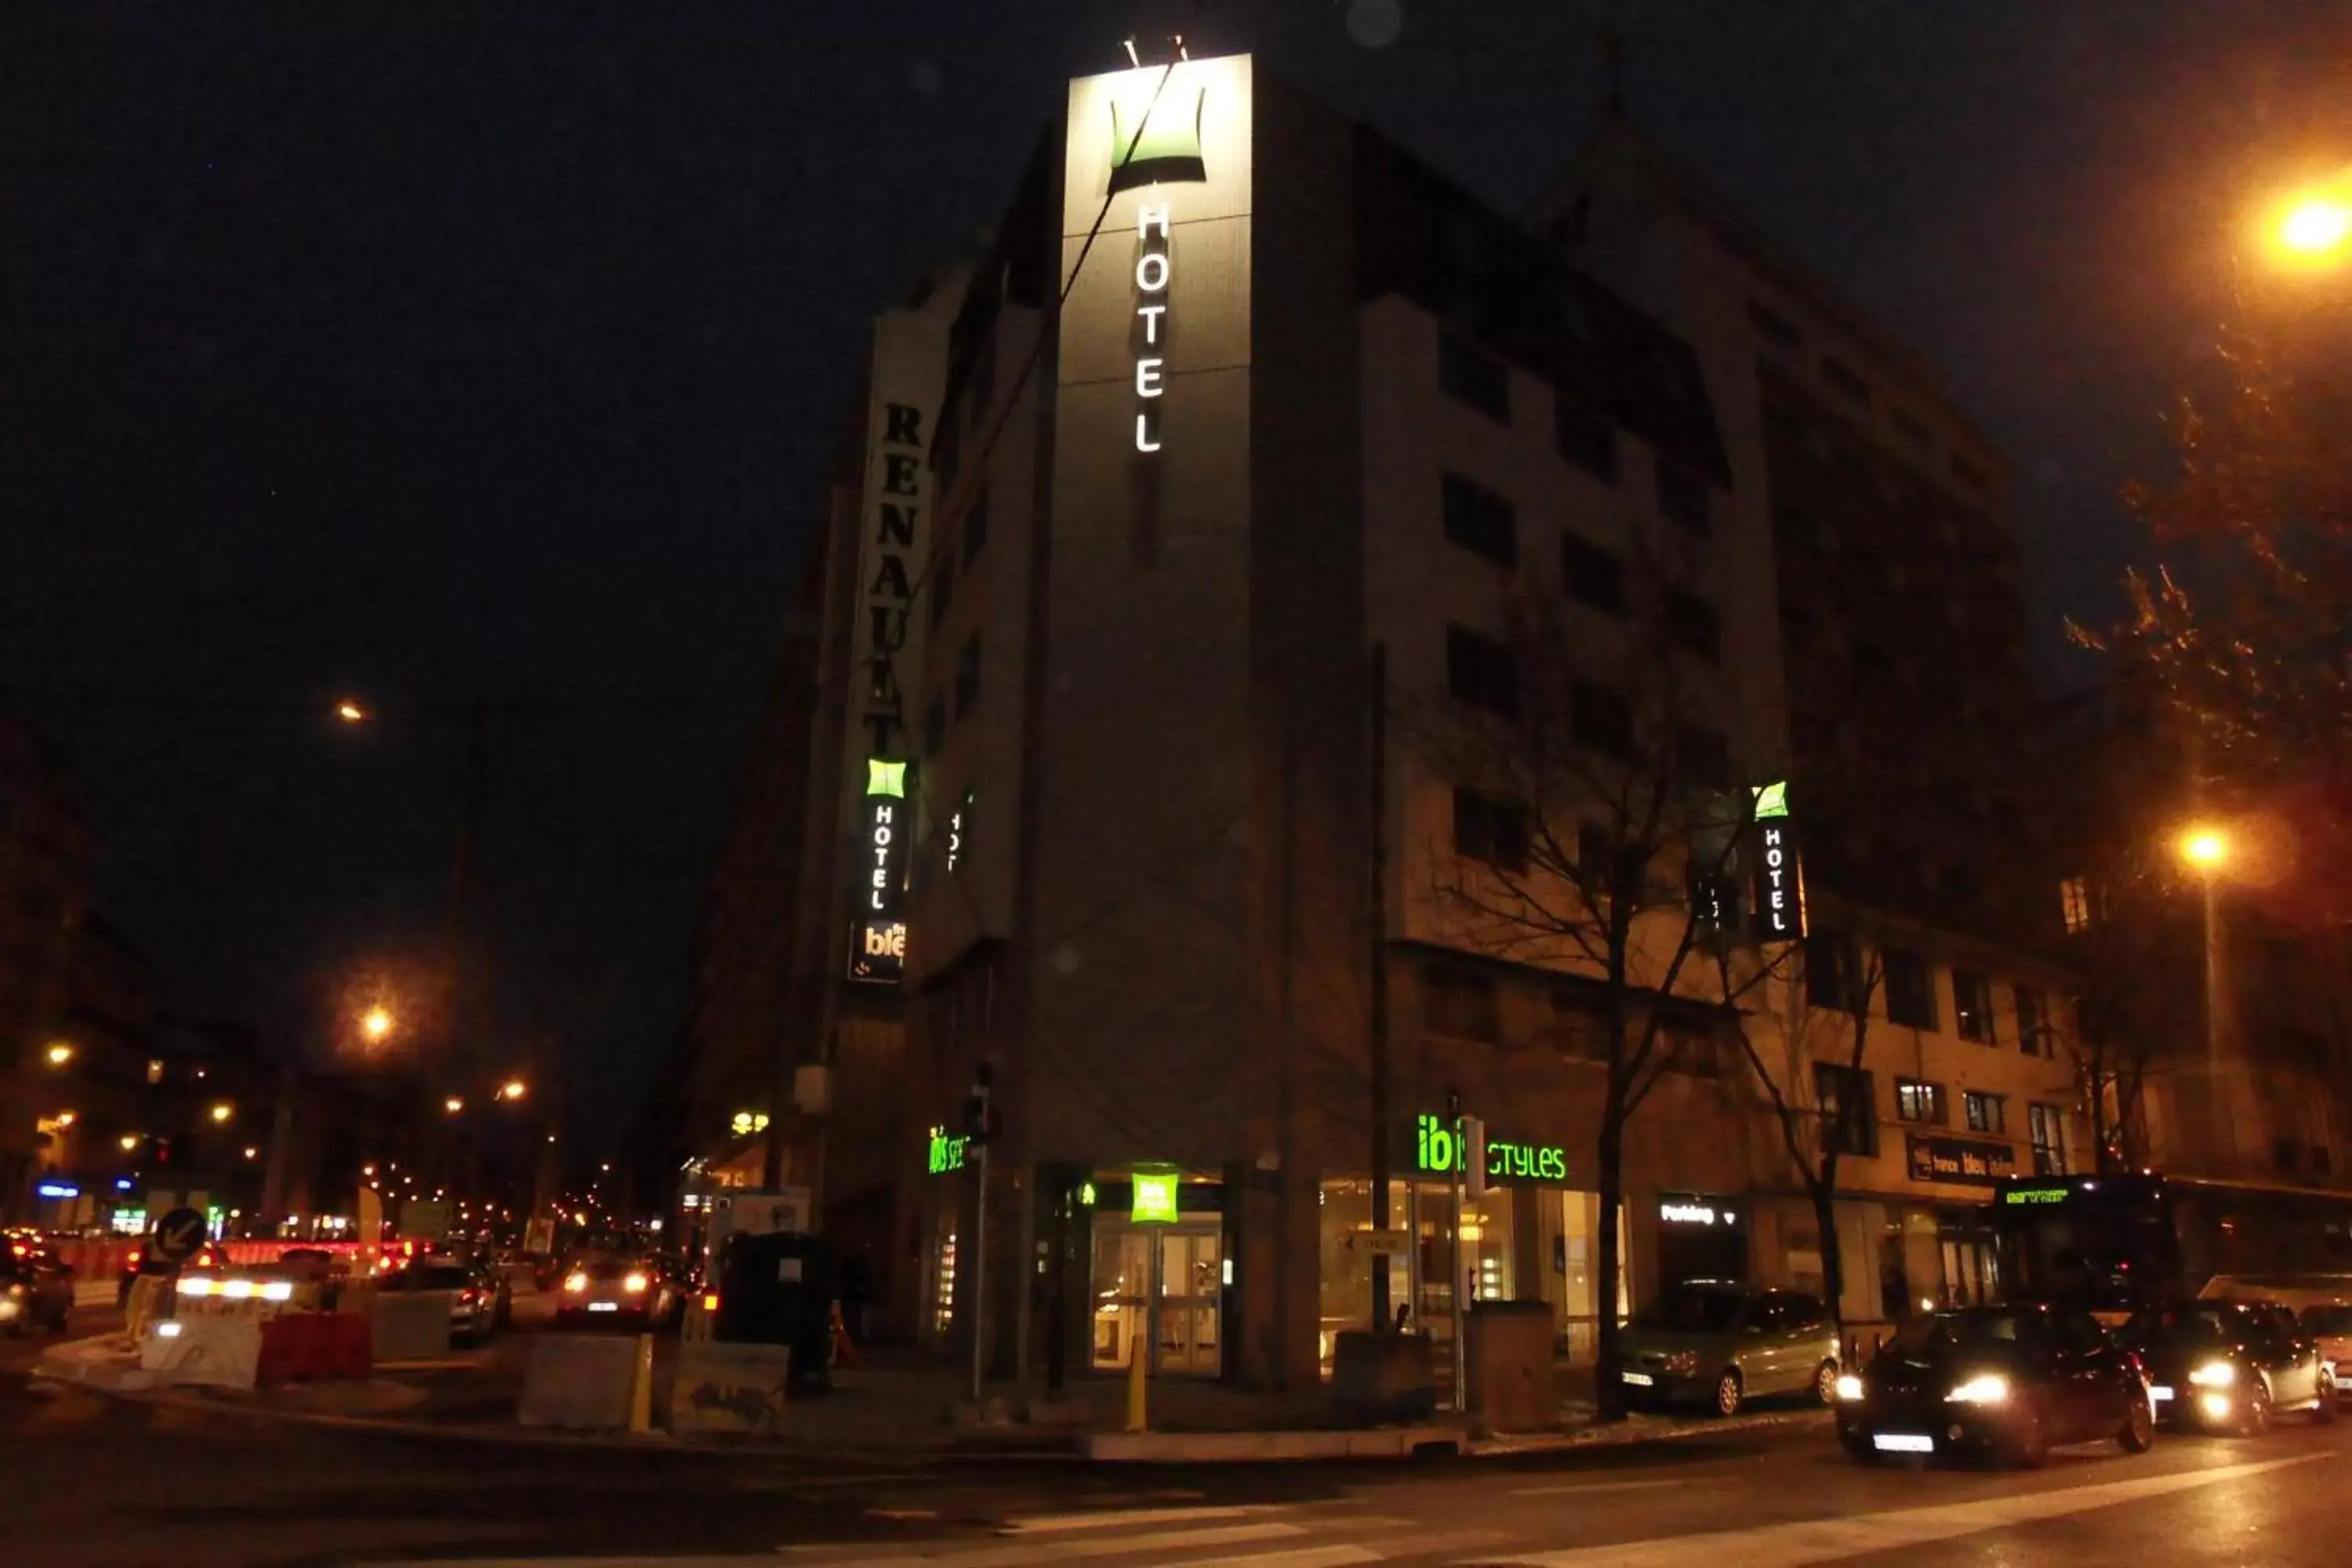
left=1562, top=535, right=1626, bottom=614
left=1965, top=1091, right=2006, bottom=1134
left=1570, top=680, right=1633, bottom=758
left=2060, top=876, right=2092, bottom=934
left=953, top=633, right=982, bottom=720
left=2013, top=985, right=2049, bottom=1058
left=1445, top=625, right=1519, bottom=718
left=922, top=695, right=947, bottom=757
left=1658, top=1019, right=1720, bottom=1079
left=1663, top=590, right=1722, bottom=662
left=1820, top=354, right=1872, bottom=409
left=1896, top=1077, right=1947, bottom=1126
left=1655, top=455, right=1711, bottom=534
left=1555, top=397, right=1617, bottom=480
left=147, top=1058, right=165, bottom=1084
left=1814, top=1063, right=1875, bottom=1156
left=928, top=551, right=956, bottom=630
left=2027, top=1103, right=2068, bottom=1175
left=962, top=491, right=989, bottom=568
left=1425, top=964, right=1501, bottom=1044
left=1453, top=788, right=1530, bottom=874
left=1747, top=298, right=1802, bottom=350
left=1438, top=330, right=1509, bottom=421
left=935, top=411, right=961, bottom=489
left=1952, top=970, right=1995, bottom=1044
left=1772, top=504, right=1822, bottom=550
left=1676, top=725, right=1731, bottom=791
left=1806, top=932, right=1864, bottom=1014
left=1884, top=949, right=1937, bottom=1030
left=1442, top=472, right=1516, bottom=566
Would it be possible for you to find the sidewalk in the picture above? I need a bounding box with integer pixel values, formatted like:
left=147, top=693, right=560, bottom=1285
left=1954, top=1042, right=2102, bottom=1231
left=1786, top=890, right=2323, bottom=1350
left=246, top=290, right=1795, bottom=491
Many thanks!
left=34, top=1332, right=1830, bottom=1461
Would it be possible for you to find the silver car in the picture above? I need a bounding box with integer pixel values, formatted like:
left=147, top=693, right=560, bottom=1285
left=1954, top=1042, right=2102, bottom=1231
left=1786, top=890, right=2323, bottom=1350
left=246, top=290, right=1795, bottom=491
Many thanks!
left=1615, top=1280, right=1843, bottom=1416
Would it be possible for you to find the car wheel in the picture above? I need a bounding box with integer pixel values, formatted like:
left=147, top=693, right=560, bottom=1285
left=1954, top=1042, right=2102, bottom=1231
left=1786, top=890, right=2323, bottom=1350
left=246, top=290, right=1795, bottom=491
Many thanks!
left=1814, top=1360, right=1842, bottom=1406
left=2315, top=1369, right=2338, bottom=1425
left=2241, top=1377, right=2272, bottom=1437
left=2118, top=1389, right=2155, bottom=1453
left=1713, top=1369, right=1744, bottom=1417
left=2008, top=1401, right=2050, bottom=1468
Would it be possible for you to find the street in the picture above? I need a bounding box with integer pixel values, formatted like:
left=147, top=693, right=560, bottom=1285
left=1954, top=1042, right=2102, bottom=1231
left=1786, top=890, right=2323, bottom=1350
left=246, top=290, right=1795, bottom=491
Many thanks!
left=4, top=1353, right=2350, bottom=1568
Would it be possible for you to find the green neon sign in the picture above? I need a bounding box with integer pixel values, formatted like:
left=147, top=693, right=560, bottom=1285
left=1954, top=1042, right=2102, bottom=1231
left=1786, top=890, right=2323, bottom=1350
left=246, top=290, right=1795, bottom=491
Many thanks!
left=926, top=1125, right=967, bottom=1176
left=1131, top=1171, right=1179, bottom=1224
left=2002, top=1186, right=2071, bottom=1206
left=1078, top=1181, right=1098, bottom=1207
left=1752, top=780, right=1790, bottom=820
left=1414, top=1113, right=1569, bottom=1184
left=866, top=759, right=907, bottom=799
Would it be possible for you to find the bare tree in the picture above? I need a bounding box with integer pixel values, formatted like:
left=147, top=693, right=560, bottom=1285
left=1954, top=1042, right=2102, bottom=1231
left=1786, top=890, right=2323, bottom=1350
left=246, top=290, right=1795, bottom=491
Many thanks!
left=1413, top=571, right=1780, bottom=1421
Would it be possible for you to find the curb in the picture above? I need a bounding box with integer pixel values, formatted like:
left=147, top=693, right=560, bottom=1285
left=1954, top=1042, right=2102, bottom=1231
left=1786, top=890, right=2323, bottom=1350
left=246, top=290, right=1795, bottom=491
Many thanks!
left=1467, top=1406, right=1834, bottom=1456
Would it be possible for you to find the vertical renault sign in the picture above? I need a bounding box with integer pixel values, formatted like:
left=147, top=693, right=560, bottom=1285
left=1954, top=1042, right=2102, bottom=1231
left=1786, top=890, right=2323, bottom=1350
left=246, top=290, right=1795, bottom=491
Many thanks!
left=1752, top=780, right=1806, bottom=942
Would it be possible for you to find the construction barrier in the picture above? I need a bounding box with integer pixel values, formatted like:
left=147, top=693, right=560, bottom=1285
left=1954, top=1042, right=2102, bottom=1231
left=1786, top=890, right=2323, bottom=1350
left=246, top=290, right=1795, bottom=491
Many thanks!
left=370, top=1290, right=455, bottom=1362
left=517, top=1334, right=639, bottom=1431
left=124, top=1274, right=173, bottom=1341
left=256, top=1312, right=373, bottom=1385
left=666, top=1341, right=791, bottom=1436
left=140, top=1316, right=261, bottom=1390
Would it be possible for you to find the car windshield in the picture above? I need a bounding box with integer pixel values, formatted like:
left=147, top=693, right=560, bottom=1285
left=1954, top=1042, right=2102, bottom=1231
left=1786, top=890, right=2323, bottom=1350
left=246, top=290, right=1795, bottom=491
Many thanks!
left=2301, top=1306, right=2352, bottom=1334
left=1886, top=1310, right=2033, bottom=1359
left=1634, top=1284, right=1748, bottom=1334
left=2136, top=1305, right=2245, bottom=1345
left=407, top=1265, right=472, bottom=1289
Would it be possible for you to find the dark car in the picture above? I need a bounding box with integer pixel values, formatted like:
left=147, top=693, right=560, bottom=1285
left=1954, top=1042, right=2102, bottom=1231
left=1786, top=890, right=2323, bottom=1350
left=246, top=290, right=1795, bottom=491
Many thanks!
left=2124, top=1299, right=2336, bottom=1435
left=1, top=1236, right=75, bottom=1334
left=556, top=1254, right=684, bottom=1330
left=1835, top=1303, right=2154, bottom=1468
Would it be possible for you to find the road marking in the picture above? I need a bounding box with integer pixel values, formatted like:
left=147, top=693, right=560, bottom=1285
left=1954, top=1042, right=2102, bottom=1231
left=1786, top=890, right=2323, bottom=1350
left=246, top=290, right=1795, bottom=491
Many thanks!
left=1489, top=1454, right=2330, bottom=1566
left=866, top=1508, right=937, bottom=1521
left=845, top=1521, right=1307, bottom=1566
left=999, top=1504, right=1271, bottom=1533
left=1177, top=1545, right=1385, bottom=1568
left=1508, top=1478, right=1692, bottom=1497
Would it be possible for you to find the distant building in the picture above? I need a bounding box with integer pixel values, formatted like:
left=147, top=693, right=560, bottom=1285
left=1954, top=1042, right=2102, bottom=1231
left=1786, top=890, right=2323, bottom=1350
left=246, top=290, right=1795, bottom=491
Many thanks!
left=0, top=715, right=95, bottom=1222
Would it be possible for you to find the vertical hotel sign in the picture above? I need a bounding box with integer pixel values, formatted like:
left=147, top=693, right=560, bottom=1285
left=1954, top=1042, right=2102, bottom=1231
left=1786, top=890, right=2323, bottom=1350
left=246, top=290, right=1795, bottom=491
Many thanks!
left=850, top=759, right=909, bottom=982
left=1752, top=780, right=1806, bottom=942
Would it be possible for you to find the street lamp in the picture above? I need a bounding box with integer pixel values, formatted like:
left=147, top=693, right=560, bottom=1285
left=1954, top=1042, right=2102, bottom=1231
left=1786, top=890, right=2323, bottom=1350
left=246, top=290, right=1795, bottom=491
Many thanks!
left=445, top=1096, right=464, bottom=1115
left=361, top=1006, right=395, bottom=1044
left=2274, top=189, right=2352, bottom=264
left=498, top=1079, right=528, bottom=1102
left=44, top=1041, right=74, bottom=1067
left=336, top=699, right=369, bottom=724
left=119, top=1134, right=140, bottom=1152
left=2179, top=826, right=2230, bottom=872
left=209, top=1102, right=234, bottom=1123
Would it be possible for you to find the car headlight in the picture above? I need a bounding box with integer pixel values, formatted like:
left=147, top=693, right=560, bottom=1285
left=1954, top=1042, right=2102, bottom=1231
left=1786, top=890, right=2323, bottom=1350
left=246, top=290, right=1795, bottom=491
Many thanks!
left=1835, top=1373, right=1865, bottom=1402
left=2188, top=1360, right=2236, bottom=1388
left=563, top=1272, right=589, bottom=1294
left=176, top=1277, right=215, bottom=1297
left=622, top=1272, right=650, bottom=1295
left=1946, top=1373, right=2012, bottom=1405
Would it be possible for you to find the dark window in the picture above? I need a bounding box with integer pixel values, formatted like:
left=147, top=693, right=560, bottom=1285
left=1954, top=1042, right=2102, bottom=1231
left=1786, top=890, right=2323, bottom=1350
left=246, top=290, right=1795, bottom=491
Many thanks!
left=1896, top=1077, right=1946, bottom=1125
left=921, top=695, right=946, bottom=757
left=962, top=492, right=989, bottom=567
left=1442, top=472, right=1516, bottom=565
left=1815, top=1063, right=1876, bottom=1156
left=1664, top=590, right=1722, bottom=662
left=1438, top=331, right=1509, bottom=421
left=1965, top=1091, right=2006, bottom=1134
left=1452, top=788, right=1530, bottom=874
left=1655, top=454, right=1711, bottom=533
left=1884, top=949, right=1937, bottom=1030
left=1562, top=535, right=1627, bottom=613
left=1570, top=680, right=1633, bottom=758
left=1806, top=932, right=1863, bottom=1013
left=1555, top=397, right=1617, bottom=480
left=2027, top=1103, right=2067, bottom=1175
left=953, top=633, right=982, bottom=720
left=1677, top=725, right=1731, bottom=791
left=2013, top=985, right=2048, bottom=1057
left=1551, top=984, right=1608, bottom=1060
left=1658, top=1019, right=1720, bottom=1079
left=928, top=551, right=956, bottom=630
left=1748, top=299, right=1802, bottom=350
left=1425, top=964, right=1501, bottom=1044
left=1445, top=625, right=1519, bottom=718
left=1952, top=970, right=1995, bottom=1044
left=1820, top=355, right=1872, bottom=408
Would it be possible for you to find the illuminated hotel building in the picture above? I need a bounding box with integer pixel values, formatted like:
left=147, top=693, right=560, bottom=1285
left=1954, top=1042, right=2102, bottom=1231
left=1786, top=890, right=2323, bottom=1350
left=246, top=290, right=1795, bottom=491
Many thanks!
left=679, top=53, right=2089, bottom=1390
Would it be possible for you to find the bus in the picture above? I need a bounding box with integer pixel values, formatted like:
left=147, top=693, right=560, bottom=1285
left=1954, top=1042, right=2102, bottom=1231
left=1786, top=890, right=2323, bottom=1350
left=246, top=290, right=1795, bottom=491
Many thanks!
left=1991, top=1171, right=2352, bottom=1319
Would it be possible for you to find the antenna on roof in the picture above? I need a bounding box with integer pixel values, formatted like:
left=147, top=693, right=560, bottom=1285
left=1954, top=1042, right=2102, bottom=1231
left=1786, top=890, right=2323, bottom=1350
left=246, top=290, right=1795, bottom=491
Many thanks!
left=1598, top=24, right=1627, bottom=120
left=1122, top=37, right=1140, bottom=69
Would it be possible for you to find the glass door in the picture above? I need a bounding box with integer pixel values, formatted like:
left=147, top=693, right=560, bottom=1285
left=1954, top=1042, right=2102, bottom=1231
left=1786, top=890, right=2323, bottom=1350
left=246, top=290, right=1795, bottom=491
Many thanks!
left=1156, top=1229, right=1223, bottom=1376
left=1090, top=1227, right=1152, bottom=1370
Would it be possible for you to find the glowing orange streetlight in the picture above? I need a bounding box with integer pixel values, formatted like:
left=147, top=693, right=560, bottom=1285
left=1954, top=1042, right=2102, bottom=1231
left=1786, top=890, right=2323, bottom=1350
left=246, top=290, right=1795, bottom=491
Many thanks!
left=2276, top=191, right=2352, bottom=262
left=498, top=1079, right=528, bottom=1102
left=336, top=699, right=369, bottom=724
left=445, top=1096, right=465, bottom=1115
left=209, top=1102, right=234, bottom=1123
left=361, top=1006, right=395, bottom=1044
left=2179, top=826, right=2230, bottom=873
left=45, top=1041, right=74, bottom=1067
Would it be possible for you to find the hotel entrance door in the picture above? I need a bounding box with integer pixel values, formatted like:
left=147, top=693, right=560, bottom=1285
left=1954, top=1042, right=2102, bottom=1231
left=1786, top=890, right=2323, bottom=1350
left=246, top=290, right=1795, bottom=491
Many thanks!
left=1089, top=1221, right=1224, bottom=1377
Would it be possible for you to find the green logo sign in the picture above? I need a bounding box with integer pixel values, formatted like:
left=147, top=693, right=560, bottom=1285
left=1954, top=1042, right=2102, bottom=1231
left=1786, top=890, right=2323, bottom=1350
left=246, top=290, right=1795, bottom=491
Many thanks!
left=1414, top=1114, right=1569, bottom=1184
left=1108, top=85, right=1207, bottom=194
left=926, top=1125, right=967, bottom=1176
left=866, top=758, right=907, bottom=799
left=1131, top=1170, right=1180, bottom=1224
left=2002, top=1186, right=2071, bottom=1206
left=1752, top=780, right=1790, bottom=820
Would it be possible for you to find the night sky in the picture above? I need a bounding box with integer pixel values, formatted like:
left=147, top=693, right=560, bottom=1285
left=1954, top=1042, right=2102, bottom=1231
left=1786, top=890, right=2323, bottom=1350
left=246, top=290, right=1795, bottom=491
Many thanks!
left=6, top=2, right=2342, bottom=1152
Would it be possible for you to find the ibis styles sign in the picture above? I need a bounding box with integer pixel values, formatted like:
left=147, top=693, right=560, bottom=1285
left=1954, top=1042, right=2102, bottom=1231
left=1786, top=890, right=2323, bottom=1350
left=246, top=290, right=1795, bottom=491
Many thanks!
left=1412, top=1113, right=1570, bottom=1185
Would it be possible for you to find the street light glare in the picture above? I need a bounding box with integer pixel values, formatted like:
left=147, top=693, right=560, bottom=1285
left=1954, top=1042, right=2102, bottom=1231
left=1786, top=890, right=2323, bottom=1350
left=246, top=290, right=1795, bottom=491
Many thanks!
left=2278, top=194, right=2352, bottom=259
left=445, top=1096, right=465, bottom=1114
left=499, top=1079, right=528, bottom=1102
left=361, top=1006, right=394, bottom=1043
left=336, top=699, right=369, bottom=724
left=45, top=1041, right=74, bottom=1066
left=2180, top=828, right=2230, bottom=869
left=209, top=1102, right=234, bottom=1123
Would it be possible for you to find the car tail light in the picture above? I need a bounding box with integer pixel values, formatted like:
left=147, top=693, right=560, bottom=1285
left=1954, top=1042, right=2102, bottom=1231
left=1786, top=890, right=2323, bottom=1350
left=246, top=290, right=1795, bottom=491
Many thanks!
left=563, top=1272, right=589, bottom=1294
left=622, top=1272, right=649, bottom=1294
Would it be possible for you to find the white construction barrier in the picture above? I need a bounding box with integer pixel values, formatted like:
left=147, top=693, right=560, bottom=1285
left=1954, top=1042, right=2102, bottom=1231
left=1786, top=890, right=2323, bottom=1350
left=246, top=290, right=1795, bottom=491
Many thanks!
left=666, top=1341, right=790, bottom=1436
left=139, top=1317, right=260, bottom=1390
left=517, top=1333, right=640, bottom=1430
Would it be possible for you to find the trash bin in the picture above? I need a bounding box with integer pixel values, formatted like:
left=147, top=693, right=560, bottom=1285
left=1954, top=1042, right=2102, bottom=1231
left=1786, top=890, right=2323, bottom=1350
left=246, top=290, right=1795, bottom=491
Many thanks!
left=1466, top=1300, right=1555, bottom=1434
left=713, top=1231, right=834, bottom=1391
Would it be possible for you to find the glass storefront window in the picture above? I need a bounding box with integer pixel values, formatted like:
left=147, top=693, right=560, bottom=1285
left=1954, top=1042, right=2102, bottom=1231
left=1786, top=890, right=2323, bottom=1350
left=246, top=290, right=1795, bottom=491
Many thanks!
left=1091, top=1226, right=1152, bottom=1370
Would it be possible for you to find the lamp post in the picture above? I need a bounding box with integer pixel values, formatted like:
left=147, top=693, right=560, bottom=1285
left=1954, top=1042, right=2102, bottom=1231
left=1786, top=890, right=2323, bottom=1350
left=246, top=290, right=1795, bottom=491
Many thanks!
left=2177, top=825, right=2238, bottom=1167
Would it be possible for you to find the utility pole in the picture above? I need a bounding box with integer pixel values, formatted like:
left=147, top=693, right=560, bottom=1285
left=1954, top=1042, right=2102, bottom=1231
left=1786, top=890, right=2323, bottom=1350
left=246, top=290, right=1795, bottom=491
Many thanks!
left=967, top=1064, right=993, bottom=1405
left=1369, top=643, right=1393, bottom=1333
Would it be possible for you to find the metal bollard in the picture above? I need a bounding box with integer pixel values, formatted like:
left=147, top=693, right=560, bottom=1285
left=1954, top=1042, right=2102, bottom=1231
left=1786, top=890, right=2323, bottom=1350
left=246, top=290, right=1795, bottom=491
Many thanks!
left=628, top=1332, right=655, bottom=1434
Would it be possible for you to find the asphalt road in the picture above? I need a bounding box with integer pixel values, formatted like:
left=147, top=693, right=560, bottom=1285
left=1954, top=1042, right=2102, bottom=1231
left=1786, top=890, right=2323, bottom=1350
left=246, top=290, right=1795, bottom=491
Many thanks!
left=4, top=1358, right=2349, bottom=1568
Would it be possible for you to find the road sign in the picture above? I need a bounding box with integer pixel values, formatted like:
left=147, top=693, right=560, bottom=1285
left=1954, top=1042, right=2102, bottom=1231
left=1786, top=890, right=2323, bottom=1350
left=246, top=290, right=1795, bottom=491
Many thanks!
left=152, top=1207, right=208, bottom=1262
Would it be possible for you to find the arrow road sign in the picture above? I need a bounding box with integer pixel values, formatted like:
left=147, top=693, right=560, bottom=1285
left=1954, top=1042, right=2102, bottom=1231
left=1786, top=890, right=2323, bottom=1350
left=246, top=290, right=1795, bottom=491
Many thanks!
left=152, top=1207, right=208, bottom=1263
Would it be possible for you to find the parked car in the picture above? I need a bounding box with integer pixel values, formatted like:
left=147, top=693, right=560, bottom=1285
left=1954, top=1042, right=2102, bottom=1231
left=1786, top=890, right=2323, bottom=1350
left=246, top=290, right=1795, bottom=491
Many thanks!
left=2123, top=1298, right=2336, bottom=1435
left=556, top=1254, right=684, bottom=1330
left=1, top=1235, right=74, bottom=1335
left=1613, top=1281, right=1842, bottom=1416
left=379, top=1257, right=508, bottom=1342
left=2297, top=1304, right=2352, bottom=1403
left=1835, top=1303, right=2154, bottom=1467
